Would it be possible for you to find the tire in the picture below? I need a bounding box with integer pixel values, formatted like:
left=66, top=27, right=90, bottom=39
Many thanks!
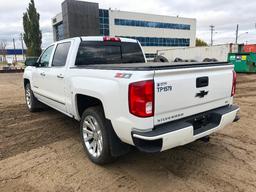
left=80, top=106, right=116, bottom=164
left=25, top=83, right=41, bottom=112
left=154, top=55, right=169, bottom=62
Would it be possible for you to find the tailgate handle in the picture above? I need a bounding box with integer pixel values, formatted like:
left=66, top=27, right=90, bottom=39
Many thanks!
left=196, top=77, right=209, bottom=88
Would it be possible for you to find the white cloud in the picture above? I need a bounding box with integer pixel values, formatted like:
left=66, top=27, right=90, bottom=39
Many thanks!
left=0, top=0, right=255, bottom=49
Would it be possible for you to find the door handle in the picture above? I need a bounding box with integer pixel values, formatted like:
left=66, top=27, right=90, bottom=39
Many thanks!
left=40, top=72, right=45, bottom=76
left=57, top=74, right=64, bottom=79
left=196, top=76, right=209, bottom=88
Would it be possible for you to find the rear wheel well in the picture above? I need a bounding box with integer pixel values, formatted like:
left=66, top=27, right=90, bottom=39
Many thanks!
left=77, top=94, right=131, bottom=157
left=24, top=79, right=30, bottom=88
left=76, top=94, right=104, bottom=119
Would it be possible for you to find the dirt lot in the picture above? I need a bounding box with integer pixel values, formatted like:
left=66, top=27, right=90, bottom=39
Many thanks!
left=0, top=73, right=256, bottom=192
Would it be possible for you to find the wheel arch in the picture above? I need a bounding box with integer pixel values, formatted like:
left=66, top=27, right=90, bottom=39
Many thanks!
left=24, top=78, right=30, bottom=88
left=75, top=94, right=106, bottom=120
left=76, top=94, right=131, bottom=157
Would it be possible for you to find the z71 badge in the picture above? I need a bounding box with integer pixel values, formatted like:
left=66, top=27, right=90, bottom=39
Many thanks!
left=157, top=82, right=172, bottom=93
left=114, top=73, right=132, bottom=79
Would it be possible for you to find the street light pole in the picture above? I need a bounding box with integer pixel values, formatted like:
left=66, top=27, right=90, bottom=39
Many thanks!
left=12, top=38, right=17, bottom=63
left=210, top=25, right=215, bottom=46
left=235, top=24, right=239, bottom=44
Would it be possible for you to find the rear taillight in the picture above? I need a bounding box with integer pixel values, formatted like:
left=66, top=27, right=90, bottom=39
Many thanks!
left=103, top=36, right=121, bottom=42
left=231, top=70, right=237, bottom=96
left=129, top=80, right=154, bottom=117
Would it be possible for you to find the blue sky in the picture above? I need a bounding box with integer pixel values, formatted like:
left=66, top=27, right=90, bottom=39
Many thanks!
left=0, top=0, right=255, bottom=48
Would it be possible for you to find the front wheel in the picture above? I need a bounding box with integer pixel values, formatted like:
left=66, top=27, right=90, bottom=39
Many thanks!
left=80, top=106, right=116, bottom=164
left=25, top=83, right=41, bottom=112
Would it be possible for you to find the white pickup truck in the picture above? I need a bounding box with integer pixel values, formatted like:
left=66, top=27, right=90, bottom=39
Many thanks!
left=24, top=36, right=239, bottom=164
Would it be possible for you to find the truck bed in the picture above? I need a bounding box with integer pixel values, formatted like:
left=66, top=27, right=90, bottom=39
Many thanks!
left=72, top=62, right=231, bottom=71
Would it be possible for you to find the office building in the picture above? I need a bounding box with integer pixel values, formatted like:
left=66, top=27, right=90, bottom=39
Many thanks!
left=52, top=0, right=196, bottom=58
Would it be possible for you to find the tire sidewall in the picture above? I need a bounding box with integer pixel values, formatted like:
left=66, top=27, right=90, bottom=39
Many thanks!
left=25, top=83, right=32, bottom=111
left=80, top=107, right=113, bottom=164
left=25, top=83, right=37, bottom=112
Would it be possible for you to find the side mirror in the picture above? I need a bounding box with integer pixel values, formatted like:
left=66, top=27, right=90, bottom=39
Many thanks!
left=25, top=57, right=39, bottom=67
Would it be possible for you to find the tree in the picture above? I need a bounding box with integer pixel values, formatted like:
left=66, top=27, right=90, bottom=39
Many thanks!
left=23, top=0, right=42, bottom=56
left=0, top=40, right=7, bottom=63
left=196, top=38, right=208, bottom=47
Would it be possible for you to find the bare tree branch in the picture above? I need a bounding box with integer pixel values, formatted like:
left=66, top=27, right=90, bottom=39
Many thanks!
left=0, top=40, right=7, bottom=62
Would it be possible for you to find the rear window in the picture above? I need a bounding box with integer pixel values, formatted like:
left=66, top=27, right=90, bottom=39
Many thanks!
left=75, top=41, right=145, bottom=65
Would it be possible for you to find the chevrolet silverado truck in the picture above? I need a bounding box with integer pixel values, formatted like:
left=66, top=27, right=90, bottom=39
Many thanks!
left=23, top=36, right=240, bottom=164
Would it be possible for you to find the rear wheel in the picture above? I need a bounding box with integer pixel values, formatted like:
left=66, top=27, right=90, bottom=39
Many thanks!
left=25, top=83, right=41, bottom=112
left=80, top=106, right=116, bottom=164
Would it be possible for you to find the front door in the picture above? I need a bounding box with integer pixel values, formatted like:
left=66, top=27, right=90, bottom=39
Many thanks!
left=32, top=45, right=54, bottom=98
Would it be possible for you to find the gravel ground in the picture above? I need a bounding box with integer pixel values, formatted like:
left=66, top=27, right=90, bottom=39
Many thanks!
left=0, top=73, right=256, bottom=192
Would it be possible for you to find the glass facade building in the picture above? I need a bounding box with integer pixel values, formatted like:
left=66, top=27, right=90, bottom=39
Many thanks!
left=54, top=22, right=65, bottom=41
left=120, top=36, right=190, bottom=47
left=52, top=0, right=196, bottom=57
left=53, top=16, right=190, bottom=47
left=115, top=18, right=190, bottom=30
left=145, top=53, right=157, bottom=59
left=99, top=9, right=109, bottom=36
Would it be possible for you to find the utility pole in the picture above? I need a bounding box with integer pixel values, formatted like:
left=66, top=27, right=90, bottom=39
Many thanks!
left=209, top=25, right=215, bottom=46
left=235, top=24, right=239, bottom=44
left=20, top=33, right=25, bottom=61
left=13, top=38, right=17, bottom=63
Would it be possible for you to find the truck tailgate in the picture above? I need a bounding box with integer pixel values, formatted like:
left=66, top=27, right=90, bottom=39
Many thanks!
left=154, top=65, right=234, bottom=125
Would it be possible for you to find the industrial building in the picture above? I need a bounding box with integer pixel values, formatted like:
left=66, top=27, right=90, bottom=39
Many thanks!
left=0, top=49, right=25, bottom=64
left=52, top=0, right=196, bottom=58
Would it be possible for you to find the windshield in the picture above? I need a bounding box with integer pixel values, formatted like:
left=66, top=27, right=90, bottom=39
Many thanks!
left=75, top=41, right=145, bottom=65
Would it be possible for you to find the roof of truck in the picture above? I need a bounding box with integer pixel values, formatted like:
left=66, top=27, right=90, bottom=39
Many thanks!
left=54, top=36, right=138, bottom=45
left=80, top=36, right=138, bottom=43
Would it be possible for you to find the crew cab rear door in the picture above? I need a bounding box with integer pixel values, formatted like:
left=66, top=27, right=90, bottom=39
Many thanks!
left=153, top=64, right=234, bottom=125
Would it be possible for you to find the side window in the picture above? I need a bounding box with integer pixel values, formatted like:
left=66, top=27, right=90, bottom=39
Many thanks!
left=52, top=42, right=71, bottom=67
left=38, top=45, right=54, bottom=67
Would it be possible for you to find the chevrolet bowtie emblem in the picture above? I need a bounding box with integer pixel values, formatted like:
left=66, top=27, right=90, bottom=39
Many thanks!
left=196, top=90, right=209, bottom=98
